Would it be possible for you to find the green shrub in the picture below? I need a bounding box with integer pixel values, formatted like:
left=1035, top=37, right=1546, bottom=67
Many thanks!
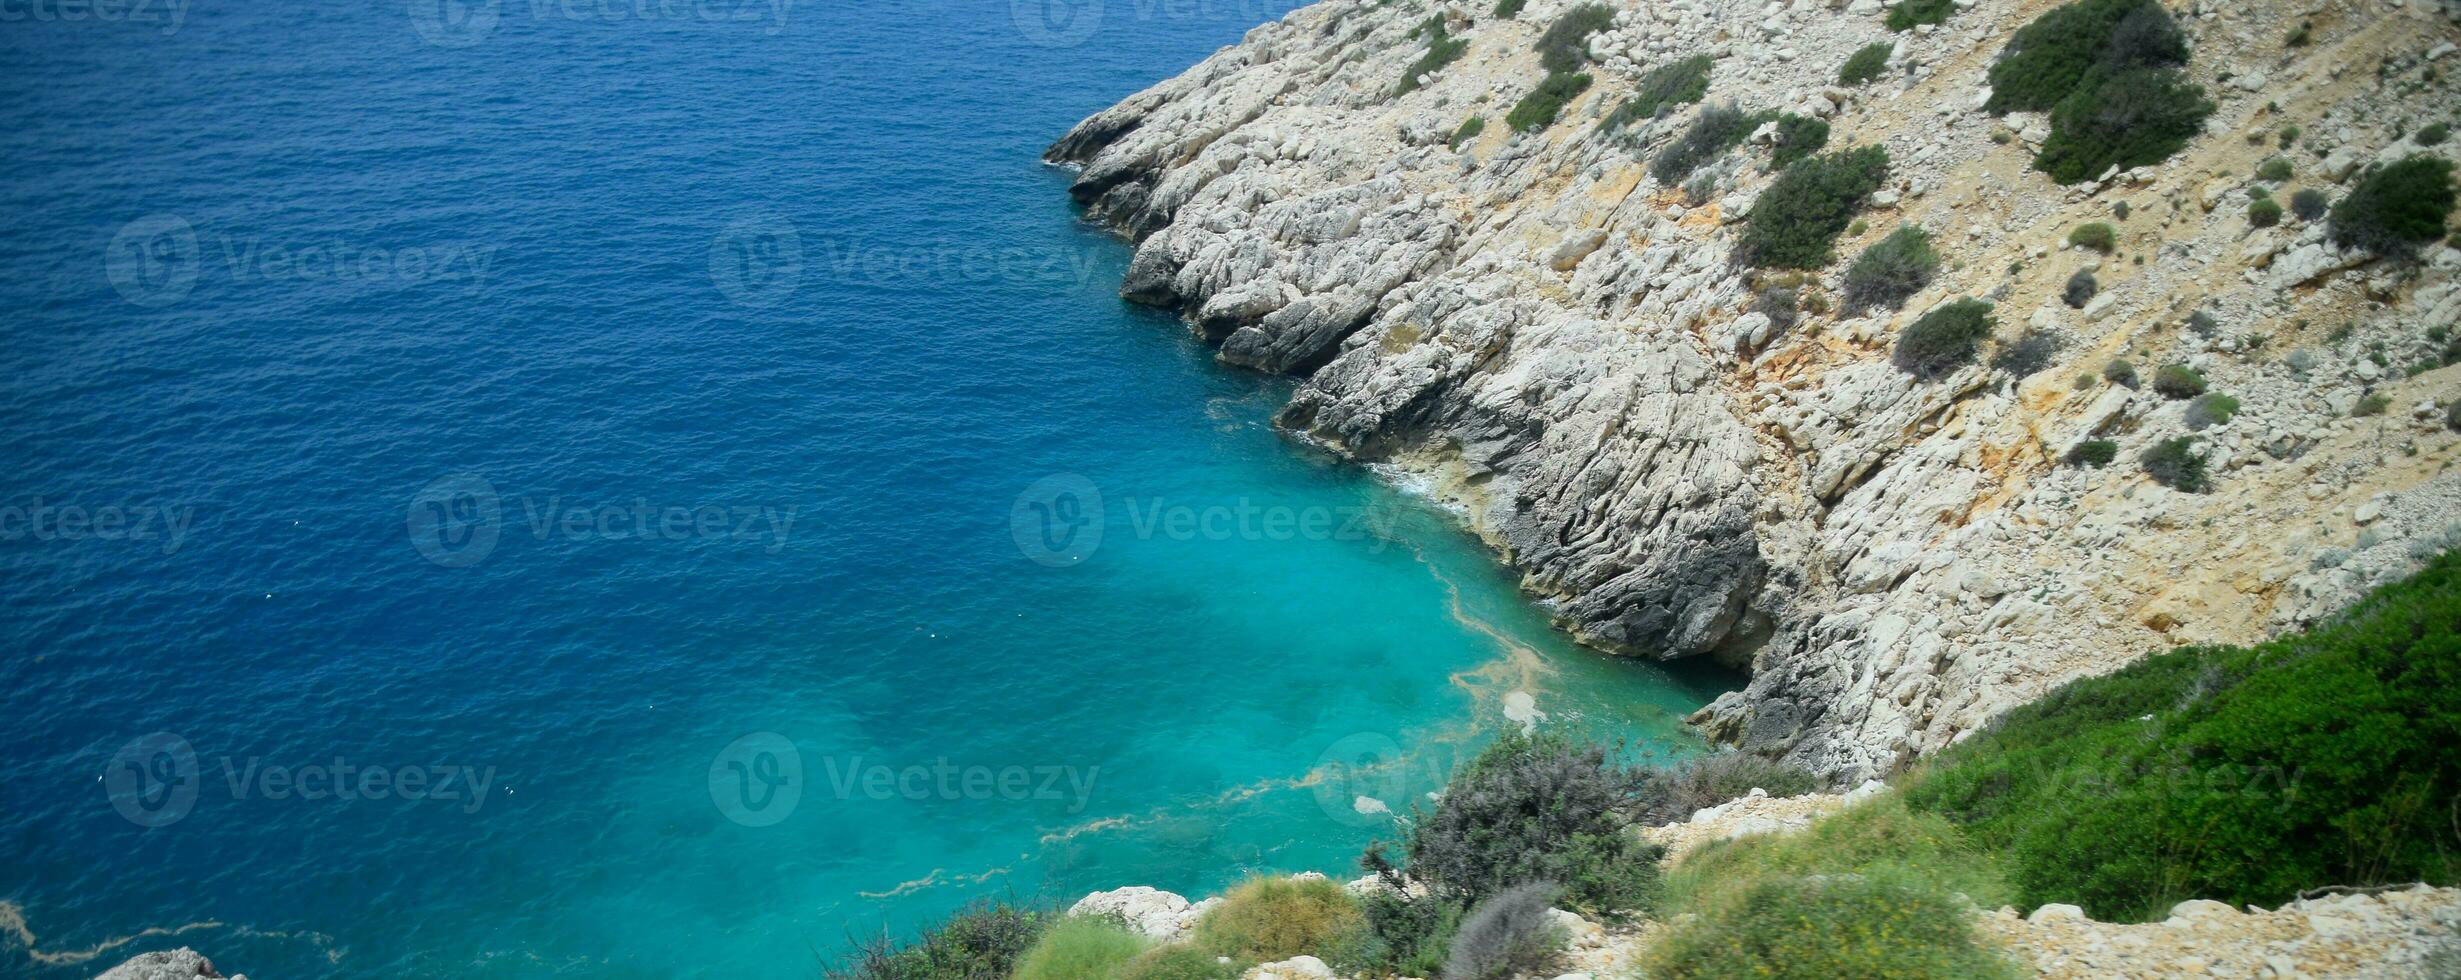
left=1601, top=55, right=1714, bottom=131
left=1841, top=225, right=1939, bottom=314
left=2448, top=400, right=2460, bottom=432
left=1892, top=298, right=1996, bottom=378
left=2068, top=221, right=2116, bottom=252
left=2329, top=154, right=2458, bottom=259
left=1886, top=0, right=1955, bottom=31
left=1646, top=872, right=2020, bottom=979
left=1014, top=917, right=1150, bottom=980
left=1907, top=552, right=2461, bottom=919
left=2290, top=187, right=2329, bottom=221
left=1373, top=729, right=1663, bottom=913
left=1986, top=0, right=2185, bottom=113
left=1633, top=751, right=1821, bottom=826
left=2062, top=269, right=2098, bottom=308
left=2256, top=156, right=2294, bottom=182
left=1991, top=330, right=2063, bottom=377
left=1651, top=103, right=1760, bottom=184
left=2150, top=363, right=2205, bottom=398
left=1441, top=884, right=1566, bottom=980
left=2065, top=438, right=2118, bottom=467
left=1346, top=888, right=1461, bottom=977
left=2420, top=122, right=2453, bottom=146
left=1535, top=3, right=1615, bottom=74
left=825, top=899, right=1052, bottom=980
left=2034, top=66, right=2213, bottom=183
left=2354, top=391, right=2392, bottom=417
left=1506, top=72, right=1592, bottom=132
left=1661, top=796, right=2012, bottom=914
left=2139, top=435, right=2207, bottom=491
left=2284, top=20, right=2311, bottom=46
left=1491, top=0, right=1526, bottom=17
left=2102, top=358, right=2138, bottom=387
left=1753, top=283, right=1801, bottom=334
left=1768, top=113, right=1830, bottom=169
left=2248, top=196, right=2283, bottom=227
left=1839, top=42, right=1893, bottom=86
left=1737, top=145, right=1891, bottom=268
left=2184, top=392, right=2240, bottom=429
left=1119, top=944, right=1241, bottom=980
left=1398, top=18, right=1471, bottom=95
left=1194, top=877, right=1363, bottom=963
left=1452, top=115, right=1486, bottom=149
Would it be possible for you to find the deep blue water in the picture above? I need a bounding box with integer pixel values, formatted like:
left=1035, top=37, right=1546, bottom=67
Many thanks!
left=0, top=2, right=1732, bottom=976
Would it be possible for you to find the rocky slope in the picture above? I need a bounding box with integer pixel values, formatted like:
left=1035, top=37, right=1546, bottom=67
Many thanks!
left=1048, top=0, right=2461, bottom=779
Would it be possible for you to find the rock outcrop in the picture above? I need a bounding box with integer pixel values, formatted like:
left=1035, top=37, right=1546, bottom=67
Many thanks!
left=1052, top=0, right=2461, bottom=779
left=94, top=948, right=242, bottom=980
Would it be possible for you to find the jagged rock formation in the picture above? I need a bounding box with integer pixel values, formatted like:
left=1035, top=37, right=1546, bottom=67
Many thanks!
left=94, top=948, right=242, bottom=980
left=1051, top=0, right=2461, bottom=779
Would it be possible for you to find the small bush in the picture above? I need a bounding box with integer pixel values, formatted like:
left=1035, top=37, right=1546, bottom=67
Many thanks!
left=2329, top=154, right=2458, bottom=259
left=1633, top=751, right=1821, bottom=826
left=1602, top=55, right=1714, bottom=131
left=2256, top=156, right=2294, bottom=182
left=1841, top=225, right=1939, bottom=313
left=2420, top=122, right=2453, bottom=147
left=1347, top=889, right=1461, bottom=977
left=826, top=899, right=1052, bottom=980
left=1839, top=42, right=1893, bottom=86
left=2290, top=188, right=2329, bottom=221
left=1893, top=298, right=1996, bottom=378
left=2062, top=269, right=2098, bottom=308
left=1992, top=331, right=2064, bottom=377
left=2185, top=309, right=2218, bottom=337
left=2353, top=391, right=2392, bottom=417
left=1651, top=103, right=1759, bottom=185
left=1398, top=18, right=1471, bottom=95
left=2102, top=358, right=2138, bottom=387
left=2034, top=67, right=2213, bottom=183
left=1768, top=113, right=1830, bottom=169
left=1451, top=115, right=1485, bottom=149
left=2150, top=363, right=2205, bottom=398
left=1737, top=145, right=1891, bottom=268
left=2280, top=124, right=2301, bottom=149
left=2184, top=392, right=2240, bottom=429
left=1535, top=3, right=1615, bottom=73
left=1886, top=0, right=1955, bottom=32
left=1491, top=0, right=1526, bottom=17
left=1380, top=729, right=1662, bottom=912
left=1014, top=917, right=1150, bottom=980
left=1441, top=884, right=1565, bottom=980
left=2140, top=436, right=2208, bottom=491
left=1118, top=944, right=1243, bottom=980
left=1647, top=873, right=2019, bottom=979
left=2068, top=222, right=2115, bottom=252
left=1753, top=284, right=1802, bottom=335
left=1194, top=877, right=1363, bottom=963
left=2065, top=438, right=2118, bottom=467
left=2285, top=20, right=2311, bottom=46
left=1506, top=72, right=1593, bottom=132
left=2248, top=196, right=2283, bottom=228
left=1986, top=0, right=2185, bottom=113
left=2448, top=400, right=2460, bottom=432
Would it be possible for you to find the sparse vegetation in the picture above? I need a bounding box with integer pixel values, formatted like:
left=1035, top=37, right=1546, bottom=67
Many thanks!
left=2290, top=187, right=2329, bottom=221
left=1371, top=729, right=1663, bottom=914
left=2062, top=269, right=2098, bottom=308
left=2256, top=156, right=2294, bottom=183
left=2151, top=363, right=2206, bottom=399
left=1985, top=0, right=2208, bottom=182
left=2035, top=67, right=2214, bottom=183
left=1991, top=330, right=2063, bottom=377
left=2185, top=391, right=2240, bottom=429
left=2139, top=435, right=2208, bottom=491
left=1398, top=17, right=1471, bottom=95
left=1119, top=944, right=1244, bottom=980
left=2065, top=439, right=2118, bottom=467
left=1754, top=284, right=1802, bottom=335
left=2068, top=222, right=2115, bottom=252
left=2102, top=358, right=2138, bottom=387
left=1841, top=225, right=1940, bottom=313
left=1738, top=145, right=1891, bottom=268
left=1536, top=3, right=1615, bottom=74
left=1506, top=71, right=1593, bottom=132
left=2420, top=122, right=2452, bottom=147
left=1442, top=884, right=1566, bottom=980
left=825, top=899, right=1052, bottom=980
left=1651, top=103, right=1758, bottom=185
left=1492, top=0, right=1526, bottom=17
left=1893, top=298, right=1996, bottom=379
left=2249, top=196, right=2283, bottom=228
left=1886, top=0, right=1955, bottom=32
left=2354, top=391, right=2393, bottom=417
left=1839, top=42, right=1893, bottom=86
left=1194, top=877, right=1363, bottom=963
left=1602, top=55, right=1714, bottom=131
left=1014, top=917, right=1150, bottom=980
left=2329, top=155, right=2458, bottom=259
left=1632, top=751, right=1821, bottom=826
left=1768, top=113, right=1830, bottom=169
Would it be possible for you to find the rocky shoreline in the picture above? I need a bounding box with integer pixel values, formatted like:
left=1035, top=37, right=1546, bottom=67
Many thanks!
left=1046, top=0, right=2461, bottom=780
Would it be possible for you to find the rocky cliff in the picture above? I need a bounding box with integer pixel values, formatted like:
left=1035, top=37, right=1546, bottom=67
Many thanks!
left=1049, top=0, right=2461, bottom=779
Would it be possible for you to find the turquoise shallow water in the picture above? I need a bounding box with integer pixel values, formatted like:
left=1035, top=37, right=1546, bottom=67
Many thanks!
left=0, top=2, right=1734, bottom=976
